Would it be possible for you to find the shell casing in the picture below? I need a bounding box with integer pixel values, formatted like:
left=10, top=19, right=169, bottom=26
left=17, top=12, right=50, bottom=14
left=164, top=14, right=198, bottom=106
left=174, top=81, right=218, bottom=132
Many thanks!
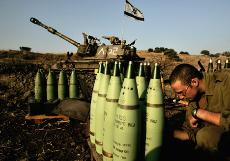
left=95, top=61, right=111, bottom=154
left=95, top=73, right=110, bottom=154
left=113, top=62, right=141, bottom=161
left=136, top=75, right=147, bottom=159
left=46, top=69, right=57, bottom=101
left=90, top=72, right=103, bottom=145
left=207, top=58, right=213, bottom=73
left=34, top=69, right=46, bottom=102
left=58, top=70, right=68, bottom=100
left=90, top=62, right=104, bottom=145
left=145, top=78, right=164, bottom=161
left=69, top=69, right=79, bottom=98
left=224, top=59, right=230, bottom=68
left=103, top=74, right=121, bottom=161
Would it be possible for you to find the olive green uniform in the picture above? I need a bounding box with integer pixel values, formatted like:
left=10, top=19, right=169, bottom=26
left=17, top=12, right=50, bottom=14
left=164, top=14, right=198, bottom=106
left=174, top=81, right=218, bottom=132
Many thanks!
left=183, top=69, right=230, bottom=153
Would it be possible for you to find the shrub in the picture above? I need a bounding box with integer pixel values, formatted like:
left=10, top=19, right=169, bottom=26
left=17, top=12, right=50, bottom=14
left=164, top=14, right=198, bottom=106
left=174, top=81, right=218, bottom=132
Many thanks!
left=179, top=51, right=189, bottom=55
left=201, top=50, right=210, bottom=55
left=148, top=48, right=153, bottom=52
left=154, top=47, right=167, bottom=53
left=222, top=51, right=230, bottom=57
left=164, top=49, right=182, bottom=62
left=210, top=53, right=220, bottom=58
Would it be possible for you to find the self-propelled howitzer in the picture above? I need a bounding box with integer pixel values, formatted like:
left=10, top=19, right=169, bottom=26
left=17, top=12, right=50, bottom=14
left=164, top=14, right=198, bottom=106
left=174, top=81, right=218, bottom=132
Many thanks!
left=30, top=17, right=145, bottom=71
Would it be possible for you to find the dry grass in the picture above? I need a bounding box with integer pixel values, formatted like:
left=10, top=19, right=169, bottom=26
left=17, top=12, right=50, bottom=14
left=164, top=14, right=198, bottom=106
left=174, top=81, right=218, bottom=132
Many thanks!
left=137, top=50, right=229, bottom=71
left=1, top=49, right=229, bottom=73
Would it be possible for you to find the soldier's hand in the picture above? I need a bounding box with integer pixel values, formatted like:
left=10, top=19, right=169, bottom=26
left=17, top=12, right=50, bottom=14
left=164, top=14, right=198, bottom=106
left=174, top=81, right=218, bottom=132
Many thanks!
left=188, top=115, right=198, bottom=128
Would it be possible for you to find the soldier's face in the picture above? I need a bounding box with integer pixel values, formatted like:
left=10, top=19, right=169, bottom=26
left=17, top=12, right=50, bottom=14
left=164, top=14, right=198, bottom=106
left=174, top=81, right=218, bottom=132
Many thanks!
left=171, top=80, right=197, bottom=101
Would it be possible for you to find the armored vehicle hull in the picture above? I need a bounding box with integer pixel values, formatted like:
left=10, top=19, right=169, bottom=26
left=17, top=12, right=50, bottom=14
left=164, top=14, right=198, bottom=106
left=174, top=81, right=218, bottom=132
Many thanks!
left=30, top=17, right=145, bottom=71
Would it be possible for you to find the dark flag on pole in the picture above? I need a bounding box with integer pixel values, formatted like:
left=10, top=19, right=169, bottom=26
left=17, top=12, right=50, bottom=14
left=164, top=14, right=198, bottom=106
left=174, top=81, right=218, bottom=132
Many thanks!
left=124, top=0, right=144, bottom=21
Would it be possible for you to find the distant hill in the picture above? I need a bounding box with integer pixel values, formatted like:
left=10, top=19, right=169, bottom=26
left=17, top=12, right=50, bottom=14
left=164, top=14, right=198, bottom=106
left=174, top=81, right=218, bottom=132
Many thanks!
left=0, top=49, right=229, bottom=78
left=137, top=50, right=229, bottom=71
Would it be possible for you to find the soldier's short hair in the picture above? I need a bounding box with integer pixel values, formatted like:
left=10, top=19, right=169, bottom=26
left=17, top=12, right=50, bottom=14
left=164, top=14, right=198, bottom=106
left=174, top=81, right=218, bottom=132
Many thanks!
left=169, top=63, right=203, bottom=85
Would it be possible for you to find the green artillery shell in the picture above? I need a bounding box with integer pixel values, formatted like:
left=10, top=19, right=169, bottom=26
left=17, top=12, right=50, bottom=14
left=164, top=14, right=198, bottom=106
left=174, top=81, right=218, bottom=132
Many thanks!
left=40, top=68, right=47, bottom=100
left=207, top=58, right=213, bottom=73
left=46, top=69, right=57, bottom=101
left=58, top=70, right=68, bottom=100
left=35, top=69, right=45, bottom=102
left=145, top=63, right=164, bottom=161
left=95, top=61, right=110, bottom=154
left=118, top=61, right=125, bottom=84
left=69, top=69, right=79, bottom=98
left=216, top=59, right=222, bottom=71
left=102, top=61, right=121, bottom=161
left=113, top=61, right=141, bottom=161
left=136, top=62, right=147, bottom=104
left=224, top=59, right=230, bottom=68
left=144, top=62, right=152, bottom=83
left=136, top=62, right=147, bottom=114
left=136, top=62, right=147, bottom=159
left=90, top=62, right=104, bottom=145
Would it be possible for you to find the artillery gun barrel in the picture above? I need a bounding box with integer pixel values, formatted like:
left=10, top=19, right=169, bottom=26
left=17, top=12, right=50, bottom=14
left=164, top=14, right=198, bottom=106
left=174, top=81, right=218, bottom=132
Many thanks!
left=30, top=17, right=80, bottom=48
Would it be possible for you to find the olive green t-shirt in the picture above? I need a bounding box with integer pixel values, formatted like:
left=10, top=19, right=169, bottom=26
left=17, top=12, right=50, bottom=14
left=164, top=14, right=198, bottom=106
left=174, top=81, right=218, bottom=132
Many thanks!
left=183, top=69, right=230, bottom=141
left=204, top=69, right=230, bottom=131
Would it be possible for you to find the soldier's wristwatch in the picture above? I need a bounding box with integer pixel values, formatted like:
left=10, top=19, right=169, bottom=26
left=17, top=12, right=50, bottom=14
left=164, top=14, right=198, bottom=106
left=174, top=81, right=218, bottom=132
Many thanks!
left=191, top=108, right=199, bottom=119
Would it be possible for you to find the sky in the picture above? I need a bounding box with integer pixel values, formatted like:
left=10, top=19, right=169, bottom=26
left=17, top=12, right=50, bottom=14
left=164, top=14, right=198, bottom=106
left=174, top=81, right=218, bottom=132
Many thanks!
left=1, top=0, right=230, bottom=55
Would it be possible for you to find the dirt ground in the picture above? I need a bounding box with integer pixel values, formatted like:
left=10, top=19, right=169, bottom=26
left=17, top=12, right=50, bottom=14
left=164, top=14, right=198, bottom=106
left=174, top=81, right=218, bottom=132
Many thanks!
left=0, top=61, right=92, bottom=161
left=0, top=108, right=91, bottom=161
left=0, top=50, right=229, bottom=161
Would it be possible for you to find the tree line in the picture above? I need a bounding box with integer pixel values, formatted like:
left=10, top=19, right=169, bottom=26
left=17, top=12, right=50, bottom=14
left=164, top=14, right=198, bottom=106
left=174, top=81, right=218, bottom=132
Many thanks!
left=147, top=47, right=230, bottom=61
